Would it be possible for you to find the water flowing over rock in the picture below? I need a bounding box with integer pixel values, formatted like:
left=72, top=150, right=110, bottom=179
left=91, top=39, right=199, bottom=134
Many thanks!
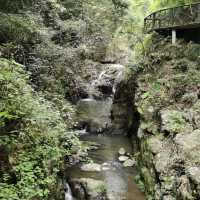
left=76, top=64, right=128, bottom=133
left=64, top=181, right=74, bottom=200
left=67, top=135, right=146, bottom=200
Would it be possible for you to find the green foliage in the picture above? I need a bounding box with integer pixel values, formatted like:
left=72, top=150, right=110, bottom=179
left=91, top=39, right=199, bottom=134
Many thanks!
left=0, top=13, right=38, bottom=44
left=163, top=110, right=186, bottom=133
left=0, top=59, right=79, bottom=200
left=0, top=0, right=33, bottom=13
left=134, top=174, right=145, bottom=192
left=150, top=0, right=199, bottom=11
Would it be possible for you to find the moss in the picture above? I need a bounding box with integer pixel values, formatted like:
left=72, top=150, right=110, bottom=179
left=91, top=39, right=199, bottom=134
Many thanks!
left=136, top=36, right=200, bottom=199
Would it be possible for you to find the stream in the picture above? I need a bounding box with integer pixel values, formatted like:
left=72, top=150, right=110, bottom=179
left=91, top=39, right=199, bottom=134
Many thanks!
left=65, top=65, right=145, bottom=200
left=67, top=134, right=146, bottom=200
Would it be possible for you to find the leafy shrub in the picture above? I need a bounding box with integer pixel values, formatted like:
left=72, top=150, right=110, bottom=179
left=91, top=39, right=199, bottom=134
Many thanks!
left=0, top=13, right=38, bottom=44
left=0, top=0, right=33, bottom=13
left=0, top=58, right=79, bottom=200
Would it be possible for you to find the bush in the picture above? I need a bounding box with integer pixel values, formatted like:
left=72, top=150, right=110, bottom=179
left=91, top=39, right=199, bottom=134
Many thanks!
left=0, top=58, right=79, bottom=200
left=0, top=13, right=38, bottom=44
left=0, top=0, right=33, bottom=13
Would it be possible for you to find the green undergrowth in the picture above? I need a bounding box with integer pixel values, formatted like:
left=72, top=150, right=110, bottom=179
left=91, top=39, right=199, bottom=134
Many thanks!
left=0, top=13, right=38, bottom=44
left=137, top=36, right=200, bottom=118
left=0, top=58, right=80, bottom=200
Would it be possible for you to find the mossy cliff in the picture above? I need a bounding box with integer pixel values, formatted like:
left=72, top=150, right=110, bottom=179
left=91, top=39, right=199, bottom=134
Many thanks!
left=134, top=35, right=200, bottom=200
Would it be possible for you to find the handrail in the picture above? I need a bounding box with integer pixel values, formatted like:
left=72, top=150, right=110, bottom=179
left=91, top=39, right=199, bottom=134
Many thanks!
left=145, top=2, right=200, bottom=20
left=144, top=2, right=200, bottom=33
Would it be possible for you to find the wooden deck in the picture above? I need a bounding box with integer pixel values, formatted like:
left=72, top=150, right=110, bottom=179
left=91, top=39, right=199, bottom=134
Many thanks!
left=144, top=2, right=200, bottom=33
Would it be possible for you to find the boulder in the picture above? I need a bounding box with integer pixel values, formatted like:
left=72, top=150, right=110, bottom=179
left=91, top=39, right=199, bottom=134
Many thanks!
left=81, top=163, right=101, bottom=172
left=118, top=148, right=126, bottom=155
left=101, top=162, right=111, bottom=171
left=118, top=156, right=129, bottom=162
left=70, top=178, right=107, bottom=200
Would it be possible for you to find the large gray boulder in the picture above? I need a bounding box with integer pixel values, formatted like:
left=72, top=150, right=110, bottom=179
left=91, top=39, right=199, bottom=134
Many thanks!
left=70, top=178, right=107, bottom=200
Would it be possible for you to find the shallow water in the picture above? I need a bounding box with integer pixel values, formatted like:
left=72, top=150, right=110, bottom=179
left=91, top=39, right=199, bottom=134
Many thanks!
left=68, top=134, right=146, bottom=200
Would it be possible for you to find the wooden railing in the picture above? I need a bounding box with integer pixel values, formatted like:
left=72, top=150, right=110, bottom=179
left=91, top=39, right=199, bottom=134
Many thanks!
left=144, top=2, right=200, bottom=33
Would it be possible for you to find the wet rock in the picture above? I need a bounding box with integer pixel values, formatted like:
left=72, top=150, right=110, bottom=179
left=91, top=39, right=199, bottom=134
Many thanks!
left=123, top=159, right=136, bottom=167
left=118, top=156, right=129, bottom=162
left=101, top=163, right=111, bottom=171
left=81, top=163, right=101, bottom=172
left=110, top=72, right=137, bottom=135
left=118, top=147, right=126, bottom=155
left=101, top=166, right=111, bottom=171
left=70, top=178, right=107, bottom=200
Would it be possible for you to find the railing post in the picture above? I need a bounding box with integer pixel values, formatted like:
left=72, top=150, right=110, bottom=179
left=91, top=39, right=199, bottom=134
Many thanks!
left=152, top=13, right=155, bottom=30
left=172, top=29, right=176, bottom=44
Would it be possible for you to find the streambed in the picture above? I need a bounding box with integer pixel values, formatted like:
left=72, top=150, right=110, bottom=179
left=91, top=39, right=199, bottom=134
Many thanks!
left=67, top=134, right=146, bottom=200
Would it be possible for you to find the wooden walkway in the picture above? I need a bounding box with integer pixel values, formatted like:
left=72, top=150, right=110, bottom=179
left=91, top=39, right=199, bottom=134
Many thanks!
left=144, top=2, right=200, bottom=33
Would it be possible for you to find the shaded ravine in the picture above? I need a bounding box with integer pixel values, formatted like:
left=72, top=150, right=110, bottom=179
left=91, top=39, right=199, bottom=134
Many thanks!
left=67, top=134, right=145, bottom=200
left=64, top=64, right=144, bottom=199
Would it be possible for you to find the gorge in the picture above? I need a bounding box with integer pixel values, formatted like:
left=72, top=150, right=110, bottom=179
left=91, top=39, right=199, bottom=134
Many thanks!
left=1, top=0, right=200, bottom=200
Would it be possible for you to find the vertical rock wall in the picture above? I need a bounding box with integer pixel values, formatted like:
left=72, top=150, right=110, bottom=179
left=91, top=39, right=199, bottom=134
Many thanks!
left=134, top=36, right=200, bottom=200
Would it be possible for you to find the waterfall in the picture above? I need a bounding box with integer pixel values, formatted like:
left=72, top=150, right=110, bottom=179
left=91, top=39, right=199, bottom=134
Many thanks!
left=77, top=64, right=126, bottom=133
left=64, top=181, right=73, bottom=200
left=89, top=70, right=107, bottom=98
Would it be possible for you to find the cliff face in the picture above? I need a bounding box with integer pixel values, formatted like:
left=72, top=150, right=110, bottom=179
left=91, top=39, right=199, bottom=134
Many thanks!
left=135, top=35, right=200, bottom=200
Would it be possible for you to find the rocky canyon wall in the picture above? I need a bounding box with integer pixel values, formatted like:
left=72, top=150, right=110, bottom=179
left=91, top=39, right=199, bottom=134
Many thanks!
left=133, top=35, right=200, bottom=200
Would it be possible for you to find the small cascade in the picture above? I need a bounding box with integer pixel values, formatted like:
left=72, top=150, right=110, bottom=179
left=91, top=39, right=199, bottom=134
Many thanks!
left=64, top=181, right=73, bottom=200
left=112, top=70, right=123, bottom=94
left=77, top=64, right=126, bottom=133
left=89, top=70, right=107, bottom=98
